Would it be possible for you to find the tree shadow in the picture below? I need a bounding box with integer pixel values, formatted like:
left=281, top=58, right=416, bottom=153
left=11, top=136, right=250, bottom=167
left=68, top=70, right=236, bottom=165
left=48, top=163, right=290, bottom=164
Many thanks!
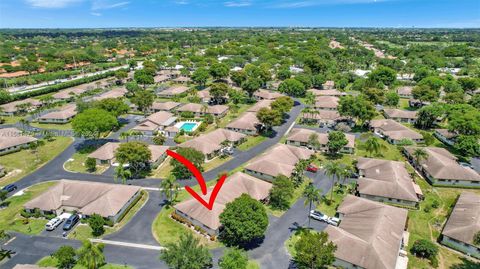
left=450, top=257, right=480, bottom=269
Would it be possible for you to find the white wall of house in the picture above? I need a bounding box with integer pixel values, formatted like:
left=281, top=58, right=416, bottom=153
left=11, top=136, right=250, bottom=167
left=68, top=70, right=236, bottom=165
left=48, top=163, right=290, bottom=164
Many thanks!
left=0, top=142, right=32, bottom=155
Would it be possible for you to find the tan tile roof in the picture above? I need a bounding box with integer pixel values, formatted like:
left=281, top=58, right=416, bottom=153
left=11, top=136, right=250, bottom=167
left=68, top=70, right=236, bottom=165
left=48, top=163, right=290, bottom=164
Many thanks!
left=357, top=157, right=418, bottom=202
left=154, top=74, right=170, bottom=83
left=133, top=111, right=176, bottom=131
left=93, top=87, right=127, bottom=101
left=245, top=144, right=314, bottom=178
left=253, top=89, right=285, bottom=100
left=177, top=103, right=228, bottom=115
left=370, top=119, right=422, bottom=141
left=397, top=86, right=413, bottom=95
left=172, top=76, right=191, bottom=83
left=158, top=85, right=189, bottom=96
left=287, top=128, right=355, bottom=149
left=88, top=142, right=168, bottom=163
left=0, top=127, right=37, bottom=151
left=247, top=100, right=273, bottom=112
left=308, top=88, right=346, bottom=96
left=38, top=104, right=77, bottom=120
left=174, top=172, right=272, bottom=230
left=314, top=96, right=339, bottom=109
left=442, top=192, right=480, bottom=245
left=405, top=146, right=480, bottom=182
left=435, top=129, right=457, bottom=139
left=52, top=80, right=108, bottom=100
left=226, top=112, right=260, bottom=131
left=178, top=128, right=246, bottom=155
left=383, top=109, right=417, bottom=120
left=151, top=101, right=182, bottom=111
left=1, top=98, right=42, bottom=113
left=325, top=195, right=408, bottom=269
left=301, top=110, right=345, bottom=121
left=24, top=180, right=140, bottom=218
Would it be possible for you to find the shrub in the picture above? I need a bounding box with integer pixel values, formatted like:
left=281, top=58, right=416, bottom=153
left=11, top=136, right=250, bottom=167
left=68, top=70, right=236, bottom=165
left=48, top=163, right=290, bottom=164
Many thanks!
left=410, top=239, right=439, bottom=260
left=85, top=157, right=97, bottom=172
left=88, top=214, right=106, bottom=237
left=474, top=231, right=480, bottom=246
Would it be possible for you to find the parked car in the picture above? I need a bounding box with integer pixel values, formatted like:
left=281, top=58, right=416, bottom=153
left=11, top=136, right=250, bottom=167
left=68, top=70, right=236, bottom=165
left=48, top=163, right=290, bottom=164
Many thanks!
left=63, top=214, right=80, bottom=231
left=2, top=184, right=17, bottom=193
left=309, top=210, right=329, bottom=222
left=327, top=217, right=340, bottom=226
left=45, top=217, right=63, bottom=231
left=306, top=164, right=318, bottom=173
left=222, top=147, right=234, bottom=155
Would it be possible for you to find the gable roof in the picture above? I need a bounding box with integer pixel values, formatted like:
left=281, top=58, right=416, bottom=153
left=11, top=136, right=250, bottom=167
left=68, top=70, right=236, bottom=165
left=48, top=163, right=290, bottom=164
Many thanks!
left=158, top=85, right=189, bottom=96
left=133, top=111, right=177, bottom=131
left=286, top=128, right=355, bottom=149
left=397, top=86, right=413, bottom=95
left=356, top=157, right=418, bottom=202
left=226, top=112, right=261, bottom=131
left=174, top=172, right=272, bottom=230
left=301, top=110, right=345, bottom=121
left=308, top=88, right=346, bottom=97
left=151, top=101, right=182, bottom=111
left=247, top=99, right=274, bottom=113
left=0, top=127, right=37, bottom=151
left=178, top=128, right=246, bottom=155
left=92, top=87, right=127, bottom=101
left=38, top=104, right=77, bottom=120
left=314, top=96, right=339, bottom=109
left=325, top=195, right=408, bottom=269
left=88, top=142, right=169, bottom=163
left=253, top=89, right=285, bottom=100
left=370, top=119, right=423, bottom=140
left=383, top=109, right=417, bottom=120
left=1, top=98, right=42, bottom=113
left=442, top=192, right=480, bottom=245
left=176, top=103, right=229, bottom=115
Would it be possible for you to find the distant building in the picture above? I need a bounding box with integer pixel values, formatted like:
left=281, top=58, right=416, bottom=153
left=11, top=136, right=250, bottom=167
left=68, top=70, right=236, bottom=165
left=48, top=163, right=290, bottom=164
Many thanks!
left=132, top=111, right=177, bottom=136
left=157, top=85, right=189, bottom=98
left=252, top=89, right=285, bottom=100
left=0, top=127, right=38, bottom=155
left=0, top=98, right=43, bottom=116
left=396, top=86, right=413, bottom=99
left=314, top=96, right=339, bottom=111
left=88, top=142, right=169, bottom=168
left=369, top=119, right=423, bottom=144
left=226, top=112, right=261, bottom=135
left=382, top=108, right=417, bottom=124
left=38, top=104, right=77, bottom=124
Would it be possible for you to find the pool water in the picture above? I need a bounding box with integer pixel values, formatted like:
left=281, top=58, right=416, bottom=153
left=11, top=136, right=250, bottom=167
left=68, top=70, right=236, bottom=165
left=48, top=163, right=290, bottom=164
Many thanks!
left=180, top=122, right=197, bottom=132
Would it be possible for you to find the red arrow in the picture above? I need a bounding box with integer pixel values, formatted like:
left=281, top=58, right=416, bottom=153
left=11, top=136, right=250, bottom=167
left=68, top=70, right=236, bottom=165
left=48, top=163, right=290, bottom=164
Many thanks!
left=167, top=150, right=227, bottom=210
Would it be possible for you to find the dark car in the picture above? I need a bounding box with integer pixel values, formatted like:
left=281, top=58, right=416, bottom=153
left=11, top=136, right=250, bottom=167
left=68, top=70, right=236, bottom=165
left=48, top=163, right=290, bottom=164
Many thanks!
left=306, top=164, right=318, bottom=173
left=63, top=214, right=80, bottom=231
left=2, top=184, right=17, bottom=193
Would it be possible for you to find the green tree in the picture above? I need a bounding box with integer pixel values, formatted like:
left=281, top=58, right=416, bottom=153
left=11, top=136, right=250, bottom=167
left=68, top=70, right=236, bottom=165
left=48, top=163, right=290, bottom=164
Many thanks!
left=447, top=105, right=480, bottom=136
left=293, top=230, right=336, bottom=269
left=114, top=165, right=131, bottom=184
left=131, top=90, right=155, bottom=116
left=364, top=136, right=384, bottom=157
left=218, top=248, right=248, bottom=269
left=160, top=175, right=180, bottom=206
left=171, top=147, right=205, bottom=179
left=413, top=148, right=429, bottom=164
left=270, top=96, right=294, bottom=115
left=326, top=131, right=348, bottom=155
left=115, top=142, right=152, bottom=177
left=88, top=214, right=105, bottom=237
left=241, top=77, right=262, bottom=98
left=454, top=135, right=480, bottom=157
left=210, top=82, right=229, bottom=104
left=85, top=157, right=97, bottom=172
left=219, top=194, right=268, bottom=247
left=210, top=63, right=229, bottom=80
left=474, top=231, right=480, bottom=246
left=324, top=162, right=341, bottom=202
left=278, top=78, right=306, bottom=97
left=412, top=84, right=440, bottom=103
left=307, top=133, right=321, bottom=151
left=269, top=175, right=295, bottom=210
left=338, top=95, right=376, bottom=124
left=303, top=183, right=322, bottom=228
left=114, top=70, right=128, bottom=81
left=160, top=233, right=212, bottom=269
left=76, top=240, right=106, bottom=269
left=51, top=245, right=76, bottom=269
left=191, top=67, right=210, bottom=87
left=415, top=104, right=445, bottom=129
left=0, top=89, right=11, bottom=104
left=231, top=70, right=247, bottom=87
left=152, top=134, right=166, bottom=145
left=367, top=66, right=397, bottom=86
left=94, top=98, right=129, bottom=117
left=134, top=69, right=154, bottom=87
left=385, top=92, right=400, bottom=107
left=256, top=107, right=282, bottom=130
left=72, top=108, right=118, bottom=140
left=410, top=239, right=439, bottom=264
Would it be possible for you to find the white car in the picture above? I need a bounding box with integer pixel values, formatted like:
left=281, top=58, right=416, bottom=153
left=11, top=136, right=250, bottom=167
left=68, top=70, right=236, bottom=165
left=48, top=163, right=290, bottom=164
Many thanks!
left=309, top=210, right=329, bottom=222
left=327, top=217, right=340, bottom=226
left=45, top=217, right=63, bottom=231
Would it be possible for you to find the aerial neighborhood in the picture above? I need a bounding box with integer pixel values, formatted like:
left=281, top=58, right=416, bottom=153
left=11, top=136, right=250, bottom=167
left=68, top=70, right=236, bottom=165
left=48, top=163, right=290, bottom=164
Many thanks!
left=0, top=15, right=479, bottom=269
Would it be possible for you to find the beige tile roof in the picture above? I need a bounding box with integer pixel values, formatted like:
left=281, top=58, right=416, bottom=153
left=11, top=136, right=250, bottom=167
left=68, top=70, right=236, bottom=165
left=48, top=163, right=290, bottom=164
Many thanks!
left=397, top=86, right=413, bottom=95
left=24, top=180, right=141, bottom=218
left=253, top=89, right=285, bottom=100
left=151, top=101, right=182, bottom=111
left=174, top=172, right=272, bottom=230
left=357, top=157, right=419, bottom=202
left=383, top=109, right=417, bottom=120
left=172, top=76, right=191, bottom=83
left=435, top=129, right=457, bottom=139
left=325, top=195, right=408, bottom=269
left=52, top=80, right=108, bottom=100
left=442, top=192, right=480, bottom=245
left=245, top=144, right=314, bottom=178
left=247, top=100, right=273, bottom=112
left=38, top=104, right=77, bottom=120
left=88, top=142, right=169, bottom=163
left=308, top=88, right=346, bottom=96
left=301, top=110, right=345, bottom=121
left=93, top=87, right=127, bottom=101
left=197, top=89, right=211, bottom=99
left=287, top=128, right=355, bottom=149
left=177, top=103, right=229, bottom=115
left=178, top=128, right=246, bottom=155
left=133, top=111, right=176, bottom=131
left=314, top=96, right=339, bottom=109
left=154, top=74, right=170, bottom=83
left=158, top=85, right=189, bottom=96
left=405, top=146, right=480, bottom=182
left=0, top=127, right=37, bottom=151
left=370, top=119, right=423, bottom=141
left=226, top=112, right=260, bottom=131
left=1, top=98, right=42, bottom=113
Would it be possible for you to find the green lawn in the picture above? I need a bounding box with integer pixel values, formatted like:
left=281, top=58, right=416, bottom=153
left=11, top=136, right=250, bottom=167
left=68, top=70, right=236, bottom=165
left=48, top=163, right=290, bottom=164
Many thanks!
left=37, top=256, right=133, bottom=269
left=0, top=182, right=57, bottom=235
left=203, top=155, right=232, bottom=172
left=64, top=145, right=109, bottom=174
left=237, top=135, right=267, bottom=151
left=316, top=184, right=351, bottom=217
left=0, top=137, right=73, bottom=186
left=149, top=157, right=173, bottom=178
left=354, top=133, right=404, bottom=161
left=247, top=260, right=260, bottom=269
left=1, top=115, right=24, bottom=125
left=266, top=179, right=311, bottom=217
left=68, top=190, right=148, bottom=241
left=30, top=122, right=73, bottom=130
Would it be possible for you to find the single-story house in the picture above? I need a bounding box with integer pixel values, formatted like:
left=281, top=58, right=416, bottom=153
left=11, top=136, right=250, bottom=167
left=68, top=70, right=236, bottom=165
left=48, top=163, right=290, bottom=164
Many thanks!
left=0, top=127, right=38, bottom=155
left=52, top=80, right=109, bottom=101
left=24, top=180, right=141, bottom=223
left=157, top=85, right=189, bottom=98
left=226, top=112, right=262, bottom=135
left=300, top=110, right=347, bottom=127
left=158, top=69, right=181, bottom=78
left=308, top=88, right=346, bottom=97
left=440, top=192, right=480, bottom=259
left=314, top=96, right=339, bottom=111
left=369, top=119, right=423, bottom=144
left=434, top=129, right=458, bottom=146
left=382, top=109, right=418, bottom=124
left=154, top=74, right=170, bottom=84
left=150, top=101, right=182, bottom=113
left=247, top=99, right=273, bottom=113
left=174, top=172, right=272, bottom=236
left=177, top=128, right=246, bottom=160
left=92, top=87, right=127, bottom=101
left=88, top=142, right=169, bottom=168
left=286, top=128, right=355, bottom=154
left=409, top=99, right=430, bottom=108
left=322, top=80, right=335, bottom=90
left=325, top=195, right=408, bottom=269
left=196, top=88, right=212, bottom=103
left=245, top=143, right=314, bottom=182
left=132, top=111, right=177, bottom=136
left=0, top=98, right=42, bottom=116
left=404, top=146, right=480, bottom=187
left=397, top=86, right=413, bottom=99
left=172, top=76, right=191, bottom=84
left=253, top=89, right=285, bottom=100
left=176, top=103, right=229, bottom=118
left=356, top=157, right=421, bottom=207
left=38, top=104, right=77, bottom=124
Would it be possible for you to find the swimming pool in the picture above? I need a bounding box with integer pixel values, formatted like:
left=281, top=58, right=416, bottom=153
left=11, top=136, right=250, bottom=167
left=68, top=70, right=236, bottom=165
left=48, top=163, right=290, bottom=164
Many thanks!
left=179, top=122, right=198, bottom=132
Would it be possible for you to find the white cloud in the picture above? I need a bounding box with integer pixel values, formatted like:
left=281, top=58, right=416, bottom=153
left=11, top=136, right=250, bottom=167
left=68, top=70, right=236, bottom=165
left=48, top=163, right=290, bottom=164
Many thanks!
left=25, top=0, right=83, bottom=8
left=271, top=0, right=388, bottom=8
left=224, top=1, right=252, bottom=7
left=91, top=0, right=130, bottom=10
left=90, top=12, right=102, bottom=16
left=173, top=0, right=189, bottom=4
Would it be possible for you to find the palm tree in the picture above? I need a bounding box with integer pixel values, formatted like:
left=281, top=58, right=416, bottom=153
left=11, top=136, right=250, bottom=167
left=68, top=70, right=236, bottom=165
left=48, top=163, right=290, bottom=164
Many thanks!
left=0, top=248, right=14, bottom=262
left=76, top=240, right=106, bottom=269
left=324, top=161, right=341, bottom=202
left=413, top=148, right=428, bottom=166
left=338, top=164, right=354, bottom=186
left=29, top=140, right=45, bottom=163
left=364, top=136, right=383, bottom=157
left=119, top=131, right=132, bottom=142
left=160, top=175, right=181, bottom=206
left=303, top=183, right=322, bottom=228
left=114, top=165, right=131, bottom=184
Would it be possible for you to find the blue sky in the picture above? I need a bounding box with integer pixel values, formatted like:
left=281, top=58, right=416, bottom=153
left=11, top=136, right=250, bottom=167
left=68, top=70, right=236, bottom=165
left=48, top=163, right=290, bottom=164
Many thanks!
left=0, top=0, right=478, bottom=28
